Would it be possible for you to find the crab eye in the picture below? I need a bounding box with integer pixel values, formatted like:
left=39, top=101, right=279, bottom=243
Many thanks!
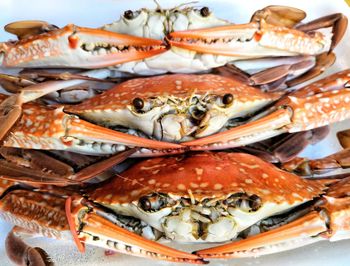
left=139, top=196, right=152, bottom=211
left=223, top=93, right=234, bottom=105
left=124, top=10, right=134, bottom=20
left=132, top=97, right=144, bottom=110
left=138, top=193, right=175, bottom=212
left=200, top=7, right=210, bottom=17
left=248, top=194, right=262, bottom=211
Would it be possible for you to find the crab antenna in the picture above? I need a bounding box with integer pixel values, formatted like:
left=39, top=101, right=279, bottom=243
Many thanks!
left=172, top=1, right=199, bottom=11
left=153, top=0, right=162, bottom=11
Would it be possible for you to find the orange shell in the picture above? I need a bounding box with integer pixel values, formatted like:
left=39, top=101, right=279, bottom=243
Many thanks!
left=67, top=74, right=279, bottom=112
left=91, top=152, right=325, bottom=205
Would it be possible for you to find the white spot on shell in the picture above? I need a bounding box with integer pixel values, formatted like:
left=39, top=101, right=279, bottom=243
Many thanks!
left=177, top=184, right=186, bottom=191
left=214, top=184, right=223, bottom=190
left=148, top=179, right=156, bottom=185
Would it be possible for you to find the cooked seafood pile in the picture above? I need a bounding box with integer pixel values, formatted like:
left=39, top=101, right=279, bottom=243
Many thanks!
left=0, top=3, right=349, bottom=265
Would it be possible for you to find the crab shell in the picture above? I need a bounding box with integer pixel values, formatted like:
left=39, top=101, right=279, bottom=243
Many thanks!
left=90, top=152, right=325, bottom=242
left=67, top=74, right=280, bottom=142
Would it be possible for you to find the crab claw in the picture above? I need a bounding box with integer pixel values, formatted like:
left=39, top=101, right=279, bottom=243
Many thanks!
left=168, top=19, right=330, bottom=57
left=0, top=94, right=182, bottom=155
left=66, top=197, right=207, bottom=264
left=194, top=176, right=350, bottom=258
left=0, top=24, right=166, bottom=68
left=183, top=69, right=350, bottom=150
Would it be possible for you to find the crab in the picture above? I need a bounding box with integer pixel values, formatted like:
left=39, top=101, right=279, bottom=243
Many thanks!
left=0, top=5, right=347, bottom=86
left=1, top=151, right=340, bottom=265
left=1, top=68, right=349, bottom=158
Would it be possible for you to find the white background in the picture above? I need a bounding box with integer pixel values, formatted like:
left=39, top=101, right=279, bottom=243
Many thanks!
left=0, top=0, right=349, bottom=265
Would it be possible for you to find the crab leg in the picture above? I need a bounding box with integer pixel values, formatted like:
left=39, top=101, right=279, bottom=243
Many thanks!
left=0, top=148, right=136, bottom=185
left=184, top=69, right=350, bottom=150
left=195, top=176, right=350, bottom=258
left=6, top=226, right=53, bottom=266
left=0, top=24, right=166, bottom=68
left=286, top=52, right=336, bottom=87
left=234, top=126, right=330, bottom=163
left=250, top=5, right=306, bottom=27
left=66, top=197, right=206, bottom=264
left=337, top=128, right=350, bottom=149
left=216, top=54, right=317, bottom=89
left=15, top=69, right=114, bottom=103
left=282, top=148, right=350, bottom=178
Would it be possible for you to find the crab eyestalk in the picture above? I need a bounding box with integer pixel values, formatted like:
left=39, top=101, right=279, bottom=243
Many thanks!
left=0, top=24, right=167, bottom=68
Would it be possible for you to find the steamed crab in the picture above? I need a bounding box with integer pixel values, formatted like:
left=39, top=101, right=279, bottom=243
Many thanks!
left=1, top=69, right=349, bottom=158
left=0, top=4, right=347, bottom=86
left=3, top=150, right=347, bottom=265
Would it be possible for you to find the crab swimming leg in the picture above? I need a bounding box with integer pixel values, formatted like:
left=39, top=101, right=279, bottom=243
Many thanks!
left=0, top=148, right=136, bottom=186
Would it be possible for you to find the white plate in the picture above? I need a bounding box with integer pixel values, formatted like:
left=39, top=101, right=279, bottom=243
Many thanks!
left=0, top=0, right=350, bottom=265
